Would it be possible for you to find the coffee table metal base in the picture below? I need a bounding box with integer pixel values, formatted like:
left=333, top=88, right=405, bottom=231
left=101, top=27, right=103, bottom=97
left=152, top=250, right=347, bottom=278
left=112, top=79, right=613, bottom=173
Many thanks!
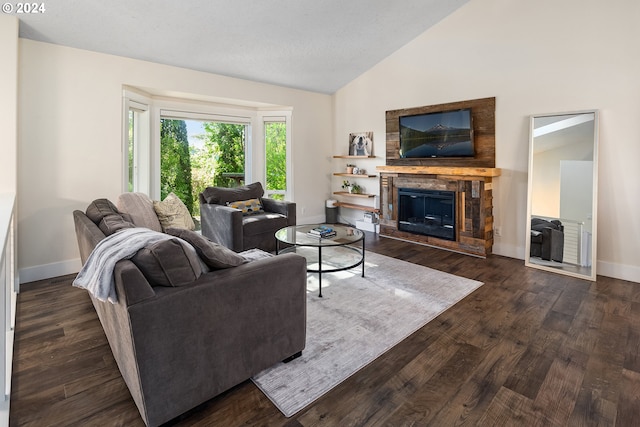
left=279, top=245, right=365, bottom=297
left=275, top=225, right=365, bottom=297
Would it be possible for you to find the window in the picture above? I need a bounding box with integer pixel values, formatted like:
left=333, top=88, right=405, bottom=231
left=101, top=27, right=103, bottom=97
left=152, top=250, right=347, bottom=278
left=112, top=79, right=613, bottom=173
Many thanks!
left=122, top=93, right=150, bottom=193
left=127, top=109, right=138, bottom=191
left=123, top=92, right=292, bottom=214
left=159, top=110, right=251, bottom=218
left=263, top=113, right=291, bottom=200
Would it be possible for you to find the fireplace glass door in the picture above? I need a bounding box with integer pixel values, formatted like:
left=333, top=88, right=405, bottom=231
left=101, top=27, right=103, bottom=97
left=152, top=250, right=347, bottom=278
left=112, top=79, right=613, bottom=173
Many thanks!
left=398, top=189, right=455, bottom=241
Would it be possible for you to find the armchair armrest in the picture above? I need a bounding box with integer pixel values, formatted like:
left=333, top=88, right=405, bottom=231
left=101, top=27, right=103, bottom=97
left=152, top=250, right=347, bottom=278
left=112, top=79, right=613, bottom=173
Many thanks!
left=200, top=203, right=244, bottom=252
left=262, top=198, right=296, bottom=226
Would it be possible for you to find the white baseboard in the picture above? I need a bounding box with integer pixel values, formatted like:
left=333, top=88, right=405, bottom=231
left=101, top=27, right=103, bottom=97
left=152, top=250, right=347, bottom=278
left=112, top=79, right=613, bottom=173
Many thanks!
left=19, top=258, right=81, bottom=284
left=495, top=243, right=639, bottom=284
left=492, top=242, right=525, bottom=260
left=597, top=260, right=640, bottom=284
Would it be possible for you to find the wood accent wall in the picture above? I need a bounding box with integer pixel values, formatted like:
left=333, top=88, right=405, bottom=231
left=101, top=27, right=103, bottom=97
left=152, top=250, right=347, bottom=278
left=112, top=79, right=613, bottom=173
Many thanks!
left=385, top=97, right=496, bottom=168
left=380, top=96, right=498, bottom=257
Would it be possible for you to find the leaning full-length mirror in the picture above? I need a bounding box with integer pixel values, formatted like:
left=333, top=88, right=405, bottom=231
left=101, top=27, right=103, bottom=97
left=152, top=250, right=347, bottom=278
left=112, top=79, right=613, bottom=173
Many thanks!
left=525, top=111, right=598, bottom=280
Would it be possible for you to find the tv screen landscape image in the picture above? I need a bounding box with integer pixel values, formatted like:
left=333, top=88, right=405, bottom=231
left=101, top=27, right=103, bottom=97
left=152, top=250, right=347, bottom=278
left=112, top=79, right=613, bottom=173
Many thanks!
left=399, top=108, right=474, bottom=158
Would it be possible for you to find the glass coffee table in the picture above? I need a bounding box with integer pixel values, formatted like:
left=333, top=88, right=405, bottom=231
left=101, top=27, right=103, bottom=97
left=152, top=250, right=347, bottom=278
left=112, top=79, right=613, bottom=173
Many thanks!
left=275, top=224, right=365, bottom=297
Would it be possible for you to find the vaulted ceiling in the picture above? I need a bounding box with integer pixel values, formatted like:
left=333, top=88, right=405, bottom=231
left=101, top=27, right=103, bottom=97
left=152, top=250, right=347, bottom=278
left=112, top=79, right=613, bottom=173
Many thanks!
left=16, top=0, right=469, bottom=94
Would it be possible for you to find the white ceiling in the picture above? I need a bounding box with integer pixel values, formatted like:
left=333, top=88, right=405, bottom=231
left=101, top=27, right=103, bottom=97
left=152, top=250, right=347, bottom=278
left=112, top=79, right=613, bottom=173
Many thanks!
left=16, top=0, right=469, bottom=94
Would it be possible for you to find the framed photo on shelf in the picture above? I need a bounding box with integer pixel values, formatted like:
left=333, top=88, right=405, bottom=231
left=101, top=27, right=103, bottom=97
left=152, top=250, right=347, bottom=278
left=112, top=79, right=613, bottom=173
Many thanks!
left=348, top=132, right=373, bottom=156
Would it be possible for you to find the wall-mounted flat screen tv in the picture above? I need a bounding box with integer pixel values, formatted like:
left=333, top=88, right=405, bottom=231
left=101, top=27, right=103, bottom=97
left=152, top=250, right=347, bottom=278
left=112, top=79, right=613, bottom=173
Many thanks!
left=399, top=108, right=474, bottom=158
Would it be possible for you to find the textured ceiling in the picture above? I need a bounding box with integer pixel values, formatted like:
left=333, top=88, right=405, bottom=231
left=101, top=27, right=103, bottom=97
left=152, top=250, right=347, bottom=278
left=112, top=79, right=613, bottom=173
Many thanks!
left=16, top=0, right=468, bottom=94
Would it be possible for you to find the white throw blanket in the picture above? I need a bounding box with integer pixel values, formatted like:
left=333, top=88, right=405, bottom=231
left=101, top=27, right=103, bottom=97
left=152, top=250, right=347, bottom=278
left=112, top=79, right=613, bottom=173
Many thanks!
left=73, top=227, right=179, bottom=304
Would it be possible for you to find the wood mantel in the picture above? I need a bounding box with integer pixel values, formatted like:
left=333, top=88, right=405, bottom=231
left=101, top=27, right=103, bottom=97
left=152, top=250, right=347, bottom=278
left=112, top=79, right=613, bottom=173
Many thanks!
left=376, top=166, right=501, bottom=178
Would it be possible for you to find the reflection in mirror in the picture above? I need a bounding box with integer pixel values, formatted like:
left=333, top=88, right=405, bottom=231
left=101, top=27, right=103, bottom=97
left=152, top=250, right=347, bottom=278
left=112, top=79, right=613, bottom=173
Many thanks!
left=525, top=111, right=598, bottom=280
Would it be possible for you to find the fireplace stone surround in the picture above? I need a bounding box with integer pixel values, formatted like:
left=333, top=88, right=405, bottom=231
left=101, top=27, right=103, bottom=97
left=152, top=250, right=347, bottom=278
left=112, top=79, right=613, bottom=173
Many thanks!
left=377, top=166, right=500, bottom=257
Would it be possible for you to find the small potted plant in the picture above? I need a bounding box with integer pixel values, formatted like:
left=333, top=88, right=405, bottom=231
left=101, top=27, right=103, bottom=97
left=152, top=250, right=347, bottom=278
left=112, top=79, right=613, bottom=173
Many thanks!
left=342, top=181, right=362, bottom=194
left=346, top=164, right=355, bottom=174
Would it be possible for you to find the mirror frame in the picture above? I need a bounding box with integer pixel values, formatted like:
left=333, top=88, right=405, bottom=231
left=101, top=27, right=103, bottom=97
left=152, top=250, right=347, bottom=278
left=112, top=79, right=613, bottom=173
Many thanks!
left=525, top=110, right=599, bottom=281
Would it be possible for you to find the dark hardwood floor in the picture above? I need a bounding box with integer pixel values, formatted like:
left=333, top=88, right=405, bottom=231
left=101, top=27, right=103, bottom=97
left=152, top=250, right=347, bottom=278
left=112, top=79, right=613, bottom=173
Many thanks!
left=9, top=232, right=640, bottom=426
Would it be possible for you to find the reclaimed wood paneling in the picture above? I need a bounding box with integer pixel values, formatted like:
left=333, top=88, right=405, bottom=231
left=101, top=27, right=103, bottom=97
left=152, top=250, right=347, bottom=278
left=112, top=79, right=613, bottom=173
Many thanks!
left=385, top=97, right=496, bottom=168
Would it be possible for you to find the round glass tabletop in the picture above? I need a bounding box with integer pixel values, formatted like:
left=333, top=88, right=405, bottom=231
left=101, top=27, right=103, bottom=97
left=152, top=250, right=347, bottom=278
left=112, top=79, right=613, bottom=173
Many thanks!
left=275, top=224, right=363, bottom=247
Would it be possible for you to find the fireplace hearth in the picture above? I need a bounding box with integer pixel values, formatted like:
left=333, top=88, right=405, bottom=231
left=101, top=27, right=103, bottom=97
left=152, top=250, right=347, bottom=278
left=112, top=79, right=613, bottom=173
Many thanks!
left=398, top=188, right=456, bottom=241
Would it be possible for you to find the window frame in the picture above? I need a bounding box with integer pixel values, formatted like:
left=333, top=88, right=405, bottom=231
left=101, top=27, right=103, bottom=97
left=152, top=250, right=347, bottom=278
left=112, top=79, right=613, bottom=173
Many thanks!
left=260, top=111, right=292, bottom=200
left=122, top=91, right=150, bottom=194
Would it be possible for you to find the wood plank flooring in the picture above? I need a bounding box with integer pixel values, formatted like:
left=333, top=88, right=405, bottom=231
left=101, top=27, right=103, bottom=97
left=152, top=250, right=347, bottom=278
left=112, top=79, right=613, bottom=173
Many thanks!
left=9, top=232, right=640, bottom=426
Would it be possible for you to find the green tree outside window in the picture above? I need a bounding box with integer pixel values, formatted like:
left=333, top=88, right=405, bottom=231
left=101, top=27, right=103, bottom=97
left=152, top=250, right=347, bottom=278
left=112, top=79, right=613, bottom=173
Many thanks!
left=265, top=122, right=286, bottom=200
left=160, top=119, right=193, bottom=214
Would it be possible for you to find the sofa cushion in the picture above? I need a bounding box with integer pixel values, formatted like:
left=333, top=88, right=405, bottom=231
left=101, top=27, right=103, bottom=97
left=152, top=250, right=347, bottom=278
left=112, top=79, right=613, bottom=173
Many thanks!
left=153, top=192, right=196, bottom=231
left=98, top=214, right=136, bottom=236
left=226, top=198, right=264, bottom=216
left=242, top=212, right=288, bottom=236
left=131, top=239, right=202, bottom=287
left=85, top=199, right=120, bottom=225
left=165, top=228, right=245, bottom=269
left=117, top=192, right=163, bottom=232
left=201, top=181, right=264, bottom=205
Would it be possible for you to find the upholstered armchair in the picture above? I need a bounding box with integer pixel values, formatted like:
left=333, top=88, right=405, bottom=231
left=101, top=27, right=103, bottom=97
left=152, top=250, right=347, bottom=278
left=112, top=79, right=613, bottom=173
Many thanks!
left=530, top=217, right=564, bottom=262
left=199, top=182, right=296, bottom=253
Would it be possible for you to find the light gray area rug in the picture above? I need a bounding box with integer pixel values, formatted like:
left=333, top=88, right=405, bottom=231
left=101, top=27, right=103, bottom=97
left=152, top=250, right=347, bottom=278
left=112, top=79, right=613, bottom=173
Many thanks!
left=251, top=251, right=483, bottom=417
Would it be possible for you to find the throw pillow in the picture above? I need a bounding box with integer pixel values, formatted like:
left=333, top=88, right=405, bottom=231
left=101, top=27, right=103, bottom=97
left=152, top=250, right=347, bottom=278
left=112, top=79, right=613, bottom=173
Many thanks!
left=165, top=228, right=245, bottom=269
left=131, top=239, right=202, bottom=287
left=153, top=192, right=196, bottom=231
left=98, top=214, right=135, bottom=236
left=226, top=198, right=264, bottom=216
left=116, top=192, right=163, bottom=232
left=85, top=198, right=120, bottom=225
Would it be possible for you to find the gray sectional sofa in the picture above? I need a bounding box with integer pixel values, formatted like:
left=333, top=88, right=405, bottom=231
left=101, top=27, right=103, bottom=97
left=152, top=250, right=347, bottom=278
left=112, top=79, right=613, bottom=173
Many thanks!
left=72, top=193, right=307, bottom=426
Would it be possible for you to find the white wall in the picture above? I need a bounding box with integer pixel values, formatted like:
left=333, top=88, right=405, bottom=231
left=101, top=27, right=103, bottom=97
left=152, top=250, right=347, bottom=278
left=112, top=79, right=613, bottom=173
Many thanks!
left=0, top=15, right=18, bottom=193
left=18, top=40, right=332, bottom=282
left=532, top=140, right=593, bottom=218
left=333, top=0, right=640, bottom=282
left=560, top=160, right=594, bottom=233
